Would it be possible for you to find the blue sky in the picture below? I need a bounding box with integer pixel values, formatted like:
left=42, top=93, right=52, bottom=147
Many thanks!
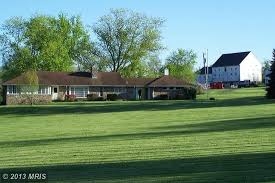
left=1, top=0, right=275, bottom=68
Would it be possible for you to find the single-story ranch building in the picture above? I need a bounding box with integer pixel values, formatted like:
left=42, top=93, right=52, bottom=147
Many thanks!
left=2, top=71, right=193, bottom=105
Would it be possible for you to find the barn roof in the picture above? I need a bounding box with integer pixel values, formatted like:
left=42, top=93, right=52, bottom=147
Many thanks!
left=212, top=51, right=251, bottom=67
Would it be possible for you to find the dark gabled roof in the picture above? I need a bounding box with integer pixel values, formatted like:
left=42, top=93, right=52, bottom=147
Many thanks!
left=126, top=78, right=155, bottom=86
left=126, top=76, right=191, bottom=87
left=3, top=71, right=126, bottom=86
left=3, top=71, right=192, bottom=87
left=198, top=67, right=212, bottom=75
left=212, top=51, right=251, bottom=67
left=147, top=75, right=190, bottom=87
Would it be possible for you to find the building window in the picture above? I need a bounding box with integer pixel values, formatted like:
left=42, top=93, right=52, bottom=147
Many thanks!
left=114, top=87, right=126, bottom=94
left=114, top=88, right=119, bottom=94
left=38, top=86, right=51, bottom=95
left=7, top=85, right=18, bottom=94
left=224, top=68, right=227, bottom=72
left=53, top=87, right=58, bottom=93
left=70, top=86, right=89, bottom=98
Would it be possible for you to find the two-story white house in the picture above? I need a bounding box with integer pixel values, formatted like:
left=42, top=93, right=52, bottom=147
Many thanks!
left=211, top=51, right=262, bottom=84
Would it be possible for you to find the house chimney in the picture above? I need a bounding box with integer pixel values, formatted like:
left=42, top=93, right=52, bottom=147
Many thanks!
left=90, top=66, right=97, bottom=78
left=164, top=68, right=169, bottom=76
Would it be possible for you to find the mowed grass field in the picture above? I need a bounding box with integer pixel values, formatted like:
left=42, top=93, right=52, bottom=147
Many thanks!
left=0, top=87, right=275, bottom=182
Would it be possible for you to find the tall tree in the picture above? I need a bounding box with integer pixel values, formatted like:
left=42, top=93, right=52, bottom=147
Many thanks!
left=266, top=49, right=275, bottom=99
left=0, top=14, right=93, bottom=80
left=0, top=17, right=28, bottom=80
left=120, top=54, right=163, bottom=78
left=120, top=60, right=147, bottom=78
left=165, top=49, right=197, bottom=83
left=75, top=48, right=107, bottom=72
left=263, top=59, right=271, bottom=72
left=144, top=54, right=162, bottom=77
left=93, top=8, right=164, bottom=74
left=19, top=70, right=39, bottom=105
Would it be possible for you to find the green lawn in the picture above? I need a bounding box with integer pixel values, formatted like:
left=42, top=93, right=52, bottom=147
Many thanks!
left=0, top=87, right=275, bottom=182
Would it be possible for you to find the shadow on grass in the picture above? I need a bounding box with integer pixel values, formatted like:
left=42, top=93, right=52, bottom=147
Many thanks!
left=1, top=116, right=275, bottom=148
left=1, top=152, right=274, bottom=182
left=153, top=115, right=275, bottom=132
left=0, top=96, right=273, bottom=116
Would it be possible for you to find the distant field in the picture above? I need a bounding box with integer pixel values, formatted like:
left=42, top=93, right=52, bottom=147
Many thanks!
left=0, top=87, right=275, bottom=182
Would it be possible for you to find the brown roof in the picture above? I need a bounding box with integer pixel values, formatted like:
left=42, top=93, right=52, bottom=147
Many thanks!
left=147, top=75, right=190, bottom=87
left=3, top=71, right=191, bottom=87
left=126, top=76, right=190, bottom=86
left=126, top=78, right=155, bottom=86
left=3, top=71, right=127, bottom=86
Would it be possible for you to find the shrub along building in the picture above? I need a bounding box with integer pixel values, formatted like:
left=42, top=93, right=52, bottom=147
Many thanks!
left=2, top=70, right=194, bottom=105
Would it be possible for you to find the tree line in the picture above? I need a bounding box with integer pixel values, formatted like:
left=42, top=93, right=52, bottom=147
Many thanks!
left=0, top=9, right=197, bottom=82
left=266, top=49, right=275, bottom=99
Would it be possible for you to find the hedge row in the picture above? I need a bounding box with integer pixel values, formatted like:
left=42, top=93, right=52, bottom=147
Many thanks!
left=154, top=87, right=197, bottom=100
left=86, top=94, right=121, bottom=101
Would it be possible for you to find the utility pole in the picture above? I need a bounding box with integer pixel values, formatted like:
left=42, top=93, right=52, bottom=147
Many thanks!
left=203, top=50, right=209, bottom=100
left=206, top=49, right=209, bottom=100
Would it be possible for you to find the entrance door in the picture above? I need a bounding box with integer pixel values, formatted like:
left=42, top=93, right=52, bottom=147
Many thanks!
left=52, top=86, right=59, bottom=100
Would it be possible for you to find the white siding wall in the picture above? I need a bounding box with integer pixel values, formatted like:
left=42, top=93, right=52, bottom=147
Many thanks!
left=240, top=52, right=262, bottom=82
left=212, top=66, right=240, bottom=82
left=197, top=74, right=212, bottom=84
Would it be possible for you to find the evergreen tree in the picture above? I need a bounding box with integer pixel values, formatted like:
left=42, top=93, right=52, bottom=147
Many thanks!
left=266, top=49, right=275, bottom=99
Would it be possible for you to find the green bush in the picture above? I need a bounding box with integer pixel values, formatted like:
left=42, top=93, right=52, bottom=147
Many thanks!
left=107, top=94, right=118, bottom=101
left=95, top=97, right=105, bottom=101
left=154, top=94, right=168, bottom=100
left=0, top=86, right=3, bottom=104
left=65, top=94, right=76, bottom=102
left=176, top=87, right=197, bottom=100
left=87, top=94, right=99, bottom=101
left=175, top=94, right=185, bottom=100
